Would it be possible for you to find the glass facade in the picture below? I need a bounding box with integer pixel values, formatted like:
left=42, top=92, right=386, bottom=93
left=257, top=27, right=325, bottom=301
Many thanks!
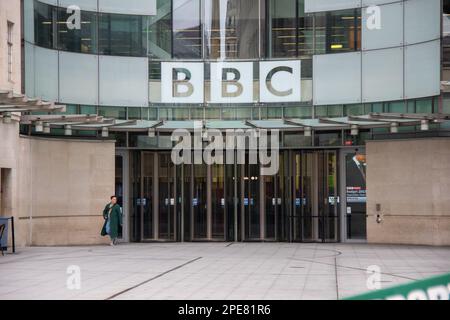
left=268, top=0, right=314, bottom=57
left=149, top=0, right=172, bottom=59
left=57, top=7, right=97, bottom=54
left=33, top=0, right=150, bottom=56
left=204, top=0, right=261, bottom=59
left=34, top=0, right=54, bottom=48
left=315, top=8, right=361, bottom=54
left=98, top=13, right=148, bottom=56
left=31, top=0, right=360, bottom=59
left=173, top=0, right=202, bottom=59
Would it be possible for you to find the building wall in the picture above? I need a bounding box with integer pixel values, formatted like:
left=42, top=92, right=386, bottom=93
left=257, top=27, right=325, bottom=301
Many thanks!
left=366, top=138, right=450, bottom=246
left=0, top=121, right=20, bottom=249
left=0, top=0, right=21, bottom=93
left=16, top=136, right=115, bottom=246
left=1, top=121, right=115, bottom=247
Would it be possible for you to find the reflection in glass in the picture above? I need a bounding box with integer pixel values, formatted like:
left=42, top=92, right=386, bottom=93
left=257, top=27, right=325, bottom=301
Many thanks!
left=268, top=0, right=313, bottom=58
left=315, top=9, right=361, bottom=54
left=142, top=153, right=154, bottom=239
left=387, top=101, right=406, bottom=113
left=57, top=7, right=97, bottom=54
left=149, top=0, right=172, bottom=59
left=204, top=0, right=260, bottom=59
left=442, top=6, right=450, bottom=78
left=317, top=152, right=338, bottom=242
left=173, top=0, right=202, bottom=58
left=212, top=164, right=226, bottom=239
left=158, top=153, right=176, bottom=240
left=193, top=165, right=208, bottom=239
left=34, top=0, right=54, bottom=49
left=243, top=160, right=260, bottom=239
left=98, top=106, right=127, bottom=119
left=98, top=13, right=148, bottom=56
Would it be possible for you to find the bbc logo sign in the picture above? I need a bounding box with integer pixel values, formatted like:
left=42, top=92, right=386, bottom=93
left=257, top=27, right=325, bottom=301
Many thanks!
left=161, top=61, right=301, bottom=104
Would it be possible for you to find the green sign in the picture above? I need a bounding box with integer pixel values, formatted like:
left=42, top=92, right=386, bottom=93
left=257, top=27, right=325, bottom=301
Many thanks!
left=344, top=273, right=450, bottom=300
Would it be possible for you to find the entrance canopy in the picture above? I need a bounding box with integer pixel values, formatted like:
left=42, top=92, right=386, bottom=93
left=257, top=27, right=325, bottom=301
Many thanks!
left=18, top=114, right=450, bottom=136
left=1, top=89, right=449, bottom=136
left=63, top=113, right=449, bottom=137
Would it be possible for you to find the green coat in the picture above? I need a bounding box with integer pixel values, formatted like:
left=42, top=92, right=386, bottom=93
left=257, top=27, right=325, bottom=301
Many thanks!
left=101, top=203, right=122, bottom=239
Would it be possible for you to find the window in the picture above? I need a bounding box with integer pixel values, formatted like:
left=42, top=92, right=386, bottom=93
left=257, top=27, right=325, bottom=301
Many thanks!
left=315, top=9, right=361, bottom=54
left=158, top=107, right=190, bottom=120
left=235, top=107, right=252, bottom=120
left=80, top=105, right=97, bottom=114
left=173, top=0, right=202, bottom=59
left=7, top=21, right=13, bottom=82
left=388, top=101, right=405, bottom=113
left=128, top=107, right=142, bottom=120
left=268, top=0, right=314, bottom=58
left=284, top=106, right=312, bottom=118
left=344, top=104, right=368, bottom=116
left=98, top=106, right=127, bottom=119
left=204, top=0, right=260, bottom=59
left=149, top=0, right=172, bottom=59
left=34, top=0, right=55, bottom=49
left=316, top=105, right=343, bottom=118
left=415, top=98, right=433, bottom=114
left=99, top=13, right=148, bottom=56
left=57, top=7, right=97, bottom=54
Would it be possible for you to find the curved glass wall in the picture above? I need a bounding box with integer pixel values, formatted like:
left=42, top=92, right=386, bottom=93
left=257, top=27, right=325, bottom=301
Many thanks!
left=31, top=0, right=361, bottom=58
left=33, top=0, right=150, bottom=56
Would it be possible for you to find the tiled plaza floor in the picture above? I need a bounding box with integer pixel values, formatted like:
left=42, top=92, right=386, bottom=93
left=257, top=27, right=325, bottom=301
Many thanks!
left=0, top=243, right=449, bottom=300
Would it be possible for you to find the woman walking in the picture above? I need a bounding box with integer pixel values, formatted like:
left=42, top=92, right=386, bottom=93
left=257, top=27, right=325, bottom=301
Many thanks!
left=101, top=195, right=122, bottom=246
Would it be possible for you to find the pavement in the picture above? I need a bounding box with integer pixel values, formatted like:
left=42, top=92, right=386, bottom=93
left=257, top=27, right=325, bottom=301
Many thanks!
left=0, top=242, right=449, bottom=300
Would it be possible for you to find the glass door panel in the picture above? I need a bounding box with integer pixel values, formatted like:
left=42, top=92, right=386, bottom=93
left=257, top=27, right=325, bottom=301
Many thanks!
left=211, top=164, right=226, bottom=239
left=243, top=160, right=261, bottom=240
left=300, top=152, right=315, bottom=241
left=183, top=164, right=192, bottom=241
left=264, top=152, right=284, bottom=241
left=193, top=164, right=207, bottom=239
left=317, top=151, right=338, bottom=242
left=225, top=163, right=236, bottom=241
left=141, top=152, right=154, bottom=240
left=277, top=152, right=286, bottom=241
left=264, top=174, right=276, bottom=240
left=158, top=153, right=176, bottom=240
